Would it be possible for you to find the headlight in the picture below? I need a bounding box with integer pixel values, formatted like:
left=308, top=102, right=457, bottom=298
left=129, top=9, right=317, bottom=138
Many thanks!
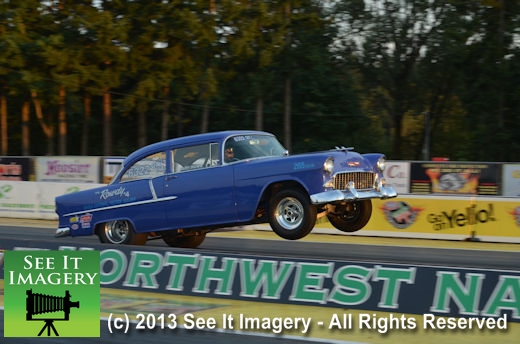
left=377, top=157, right=386, bottom=172
left=323, top=157, right=334, bottom=174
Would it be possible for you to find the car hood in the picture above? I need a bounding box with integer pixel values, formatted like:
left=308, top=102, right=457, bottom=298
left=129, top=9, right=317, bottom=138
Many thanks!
left=242, top=149, right=377, bottom=173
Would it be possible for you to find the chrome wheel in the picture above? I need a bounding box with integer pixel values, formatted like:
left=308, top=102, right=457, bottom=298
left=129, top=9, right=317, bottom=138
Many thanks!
left=275, top=197, right=304, bottom=230
left=104, top=220, right=130, bottom=244
left=268, top=188, right=316, bottom=240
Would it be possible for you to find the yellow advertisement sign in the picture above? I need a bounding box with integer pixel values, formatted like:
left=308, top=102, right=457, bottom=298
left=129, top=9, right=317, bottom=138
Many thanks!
left=362, top=196, right=520, bottom=242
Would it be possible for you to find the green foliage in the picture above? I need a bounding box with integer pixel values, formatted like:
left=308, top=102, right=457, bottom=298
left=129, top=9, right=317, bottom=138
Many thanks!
left=0, top=0, right=519, bottom=161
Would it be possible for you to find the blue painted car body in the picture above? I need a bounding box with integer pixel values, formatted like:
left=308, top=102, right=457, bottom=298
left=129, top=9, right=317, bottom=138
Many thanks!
left=55, top=130, right=397, bottom=247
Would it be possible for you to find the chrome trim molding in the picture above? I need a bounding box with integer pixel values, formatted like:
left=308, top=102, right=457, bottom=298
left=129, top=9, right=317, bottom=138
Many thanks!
left=63, top=196, right=178, bottom=217
left=149, top=179, right=158, bottom=199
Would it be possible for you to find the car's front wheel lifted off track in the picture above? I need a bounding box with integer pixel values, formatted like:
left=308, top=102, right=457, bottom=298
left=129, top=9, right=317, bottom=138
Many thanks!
left=268, top=188, right=317, bottom=240
left=98, top=220, right=147, bottom=245
left=327, top=200, right=372, bottom=233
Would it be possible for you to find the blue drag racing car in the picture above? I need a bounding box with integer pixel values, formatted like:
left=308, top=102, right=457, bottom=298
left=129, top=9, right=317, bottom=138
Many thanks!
left=55, top=130, right=397, bottom=248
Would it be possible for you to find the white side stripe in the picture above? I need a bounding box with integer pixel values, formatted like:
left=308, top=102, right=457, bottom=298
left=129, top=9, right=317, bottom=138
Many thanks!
left=63, top=196, right=178, bottom=217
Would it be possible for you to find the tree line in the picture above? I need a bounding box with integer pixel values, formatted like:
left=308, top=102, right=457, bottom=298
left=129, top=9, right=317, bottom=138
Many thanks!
left=1, top=0, right=519, bottom=161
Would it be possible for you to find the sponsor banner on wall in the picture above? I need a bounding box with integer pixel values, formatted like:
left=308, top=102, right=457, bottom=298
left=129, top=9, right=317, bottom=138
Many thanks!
left=102, top=157, right=125, bottom=184
left=502, top=164, right=520, bottom=197
left=0, top=241, right=518, bottom=323
left=0, top=181, right=38, bottom=216
left=0, top=157, right=33, bottom=181
left=35, top=156, right=100, bottom=183
left=410, top=162, right=501, bottom=195
left=383, top=161, right=410, bottom=194
left=362, top=196, right=520, bottom=242
left=0, top=181, right=105, bottom=219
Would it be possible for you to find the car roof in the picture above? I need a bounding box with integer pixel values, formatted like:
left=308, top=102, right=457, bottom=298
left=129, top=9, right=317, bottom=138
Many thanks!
left=124, top=130, right=274, bottom=165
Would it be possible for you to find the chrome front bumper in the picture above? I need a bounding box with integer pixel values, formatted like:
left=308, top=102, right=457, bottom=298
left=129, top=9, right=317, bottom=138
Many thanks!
left=310, top=183, right=397, bottom=205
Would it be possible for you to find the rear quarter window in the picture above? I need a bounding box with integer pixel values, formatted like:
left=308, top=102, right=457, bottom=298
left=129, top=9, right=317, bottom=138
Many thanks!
left=120, top=151, right=166, bottom=182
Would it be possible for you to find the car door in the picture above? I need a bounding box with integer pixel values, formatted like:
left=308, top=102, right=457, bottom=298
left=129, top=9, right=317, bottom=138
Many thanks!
left=160, top=142, right=237, bottom=229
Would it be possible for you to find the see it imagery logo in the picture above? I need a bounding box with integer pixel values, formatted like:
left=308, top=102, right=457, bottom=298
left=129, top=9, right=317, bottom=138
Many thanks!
left=4, top=250, right=100, bottom=337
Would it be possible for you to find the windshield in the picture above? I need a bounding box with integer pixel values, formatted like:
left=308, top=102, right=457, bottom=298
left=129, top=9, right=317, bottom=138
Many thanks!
left=224, top=134, right=287, bottom=162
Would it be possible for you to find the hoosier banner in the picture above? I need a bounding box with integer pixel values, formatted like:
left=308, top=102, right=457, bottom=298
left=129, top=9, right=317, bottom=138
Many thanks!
left=35, top=156, right=100, bottom=183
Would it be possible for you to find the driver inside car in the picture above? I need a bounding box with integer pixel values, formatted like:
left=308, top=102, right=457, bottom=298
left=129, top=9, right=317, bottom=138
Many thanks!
left=224, top=147, right=236, bottom=162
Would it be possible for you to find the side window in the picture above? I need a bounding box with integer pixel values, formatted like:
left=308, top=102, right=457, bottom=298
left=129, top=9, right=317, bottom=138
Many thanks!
left=120, top=151, right=166, bottom=182
left=173, top=143, right=219, bottom=172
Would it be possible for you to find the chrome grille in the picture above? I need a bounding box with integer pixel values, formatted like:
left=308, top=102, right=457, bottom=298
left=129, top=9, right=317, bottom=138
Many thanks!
left=333, top=172, right=376, bottom=190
